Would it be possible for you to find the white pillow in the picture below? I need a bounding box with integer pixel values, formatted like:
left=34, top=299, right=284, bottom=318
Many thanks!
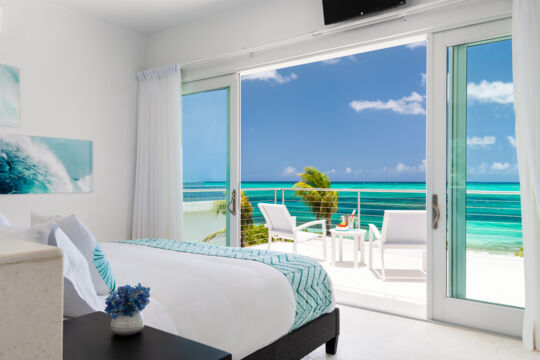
left=50, top=226, right=103, bottom=317
left=0, top=222, right=56, bottom=244
left=32, top=213, right=116, bottom=295
left=0, top=212, right=10, bottom=226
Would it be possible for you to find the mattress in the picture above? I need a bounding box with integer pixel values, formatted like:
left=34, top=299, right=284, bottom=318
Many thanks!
left=102, top=242, right=334, bottom=359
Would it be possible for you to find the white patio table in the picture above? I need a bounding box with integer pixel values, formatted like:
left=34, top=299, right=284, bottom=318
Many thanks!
left=330, top=228, right=367, bottom=268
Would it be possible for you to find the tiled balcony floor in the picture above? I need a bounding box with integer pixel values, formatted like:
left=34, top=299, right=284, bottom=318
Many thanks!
left=250, top=238, right=524, bottom=318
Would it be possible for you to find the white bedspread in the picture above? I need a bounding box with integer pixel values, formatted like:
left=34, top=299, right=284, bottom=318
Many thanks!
left=101, top=242, right=297, bottom=359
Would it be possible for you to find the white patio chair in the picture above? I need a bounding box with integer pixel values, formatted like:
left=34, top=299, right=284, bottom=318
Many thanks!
left=368, top=210, right=427, bottom=280
left=258, top=203, right=327, bottom=259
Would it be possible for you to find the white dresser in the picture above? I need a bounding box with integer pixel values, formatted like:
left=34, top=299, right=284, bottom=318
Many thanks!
left=0, top=239, right=63, bottom=359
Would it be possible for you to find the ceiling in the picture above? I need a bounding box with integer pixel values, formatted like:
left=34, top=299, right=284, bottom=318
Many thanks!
left=46, top=0, right=255, bottom=34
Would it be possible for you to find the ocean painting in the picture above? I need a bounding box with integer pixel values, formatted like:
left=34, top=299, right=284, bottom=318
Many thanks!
left=0, top=134, right=93, bottom=194
left=0, top=64, right=20, bottom=127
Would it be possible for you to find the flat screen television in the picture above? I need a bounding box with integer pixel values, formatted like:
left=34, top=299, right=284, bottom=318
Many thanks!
left=322, top=0, right=406, bottom=25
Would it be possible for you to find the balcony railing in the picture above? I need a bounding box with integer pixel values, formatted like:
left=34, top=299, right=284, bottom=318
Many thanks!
left=183, top=187, right=522, bottom=253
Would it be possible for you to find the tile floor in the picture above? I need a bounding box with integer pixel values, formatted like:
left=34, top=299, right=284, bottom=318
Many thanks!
left=252, top=239, right=427, bottom=318
left=252, top=238, right=525, bottom=318
left=303, top=305, right=538, bottom=360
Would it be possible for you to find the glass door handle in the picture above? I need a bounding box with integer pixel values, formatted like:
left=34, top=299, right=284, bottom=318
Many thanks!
left=228, top=189, right=237, bottom=216
left=432, top=194, right=440, bottom=230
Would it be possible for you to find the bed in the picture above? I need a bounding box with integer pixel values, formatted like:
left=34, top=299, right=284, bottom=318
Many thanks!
left=100, top=240, right=339, bottom=360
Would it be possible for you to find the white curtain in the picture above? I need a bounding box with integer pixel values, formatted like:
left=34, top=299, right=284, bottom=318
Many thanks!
left=513, top=0, right=540, bottom=351
left=132, top=64, right=183, bottom=241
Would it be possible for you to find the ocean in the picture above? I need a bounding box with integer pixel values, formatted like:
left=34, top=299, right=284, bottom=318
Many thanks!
left=185, top=181, right=522, bottom=254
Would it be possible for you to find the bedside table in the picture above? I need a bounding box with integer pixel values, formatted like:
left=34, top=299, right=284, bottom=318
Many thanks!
left=64, top=312, right=232, bottom=360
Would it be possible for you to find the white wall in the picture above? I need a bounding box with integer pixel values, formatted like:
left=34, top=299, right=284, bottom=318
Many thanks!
left=148, top=0, right=512, bottom=82
left=0, top=0, right=147, bottom=241
left=148, top=0, right=325, bottom=67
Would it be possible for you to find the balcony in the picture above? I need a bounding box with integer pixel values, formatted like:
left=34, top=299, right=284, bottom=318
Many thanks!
left=183, top=186, right=524, bottom=317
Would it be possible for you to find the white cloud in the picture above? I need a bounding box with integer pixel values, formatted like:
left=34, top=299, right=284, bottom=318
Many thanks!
left=421, top=73, right=426, bottom=87
left=350, top=92, right=426, bottom=115
left=467, top=81, right=514, bottom=104
left=491, top=162, right=510, bottom=171
left=322, top=56, right=358, bottom=65
left=467, top=136, right=496, bottom=149
left=321, top=58, right=341, bottom=65
left=395, top=159, right=426, bottom=173
left=507, top=136, right=516, bottom=147
left=468, top=162, right=489, bottom=174
left=396, top=163, right=412, bottom=172
left=406, top=41, right=426, bottom=49
left=326, top=169, right=336, bottom=174
left=345, top=167, right=352, bottom=174
left=243, top=70, right=298, bottom=84
left=282, top=166, right=297, bottom=176
left=469, top=162, right=517, bottom=175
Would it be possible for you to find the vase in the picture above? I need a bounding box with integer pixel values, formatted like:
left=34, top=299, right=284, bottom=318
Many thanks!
left=110, top=311, right=144, bottom=336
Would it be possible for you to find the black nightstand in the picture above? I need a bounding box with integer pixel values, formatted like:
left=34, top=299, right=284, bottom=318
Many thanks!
left=64, top=312, right=232, bottom=360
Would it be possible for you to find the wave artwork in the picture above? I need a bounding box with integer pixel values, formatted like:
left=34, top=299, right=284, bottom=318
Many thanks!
left=0, top=134, right=93, bottom=194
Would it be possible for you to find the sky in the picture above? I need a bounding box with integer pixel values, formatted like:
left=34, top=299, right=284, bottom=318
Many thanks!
left=465, top=39, right=518, bottom=183
left=182, top=89, right=227, bottom=184
left=182, top=40, right=518, bottom=184
left=242, top=43, right=428, bottom=182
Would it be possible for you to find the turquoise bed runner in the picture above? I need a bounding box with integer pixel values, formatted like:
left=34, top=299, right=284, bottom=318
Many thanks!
left=120, top=239, right=333, bottom=331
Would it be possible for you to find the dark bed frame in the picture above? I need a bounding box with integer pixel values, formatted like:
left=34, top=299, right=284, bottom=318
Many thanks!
left=243, top=308, right=340, bottom=360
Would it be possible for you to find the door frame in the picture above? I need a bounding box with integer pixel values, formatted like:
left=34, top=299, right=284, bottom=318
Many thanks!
left=427, top=18, right=523, bottom=337
left=182, top=74, right=241, bottom=247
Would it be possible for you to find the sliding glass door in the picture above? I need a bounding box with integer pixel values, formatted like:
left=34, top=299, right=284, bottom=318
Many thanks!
left=182, top=75, right=240, bottom=247
left=429, top=19, right=524, bottom=336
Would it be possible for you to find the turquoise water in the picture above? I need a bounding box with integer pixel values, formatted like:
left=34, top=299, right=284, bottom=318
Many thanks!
left=187, top=181, right=522, bottom=254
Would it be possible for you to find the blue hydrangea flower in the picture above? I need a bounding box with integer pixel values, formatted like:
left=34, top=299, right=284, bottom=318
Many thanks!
left=105, top=283, right=150, bottom=319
